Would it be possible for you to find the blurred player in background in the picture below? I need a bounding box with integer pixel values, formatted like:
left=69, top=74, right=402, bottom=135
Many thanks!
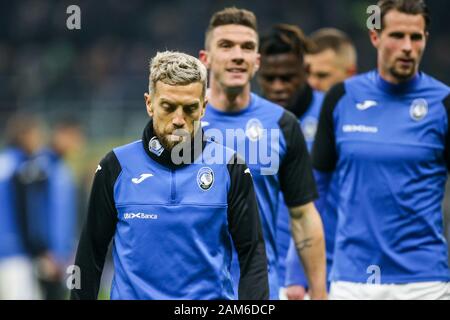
left=258, top=24, right=324, bottom=150
left=306, top=28, right=357, bottom=92
left=0, top=113, right=45, bottom=299
left=257, top=24, right=330, bottom=300
left=262, top=26, right=357, bottom=300
left=313, top=0, right=450, bottom=299
left=35, top=117, right=84, bottom=299
left=200, top=7, right=327, bottom=299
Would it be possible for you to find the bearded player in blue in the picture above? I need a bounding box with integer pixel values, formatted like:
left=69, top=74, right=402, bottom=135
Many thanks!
left=199, top=8, right=327, bottom=300
left=313, top=0, right=450, bottom=299
left=71, top=51, right=269, bottom=300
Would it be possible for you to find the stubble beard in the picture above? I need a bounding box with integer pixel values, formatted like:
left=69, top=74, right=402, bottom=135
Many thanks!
left=155, top=125, right=198, bottom=152
left=388, top=57, right=419, bottom=82
left=389, top=65, right=416, bottom=81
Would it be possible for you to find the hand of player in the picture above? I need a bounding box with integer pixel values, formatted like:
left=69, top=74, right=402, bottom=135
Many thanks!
left=37, top=252, right=63, bottom=281
left=286, top=285, right=307, bottom=300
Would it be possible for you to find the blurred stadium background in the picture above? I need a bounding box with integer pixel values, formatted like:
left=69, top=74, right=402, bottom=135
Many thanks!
left=0, top=0, right=449, bottom=298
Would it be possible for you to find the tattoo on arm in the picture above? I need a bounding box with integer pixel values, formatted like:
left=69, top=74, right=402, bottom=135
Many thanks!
left=295, top=237, right=313, bottom=252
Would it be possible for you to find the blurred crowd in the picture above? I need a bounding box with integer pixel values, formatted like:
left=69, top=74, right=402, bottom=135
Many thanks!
left=1, top=1, right=449, bottom=136
left=0, top=114, right=85, bottom=299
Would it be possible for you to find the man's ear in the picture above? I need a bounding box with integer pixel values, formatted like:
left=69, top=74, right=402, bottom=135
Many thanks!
left=144, top=93, right=153, bottom=117
left=369, top=29, right=380, bottom=49
left=199, top=50, right=209, bottom=68
left=199, top=98, right=208, bottom=119
left=304, top=62, right=310, bottom=75
left=347, top=64, right=357, bottom=77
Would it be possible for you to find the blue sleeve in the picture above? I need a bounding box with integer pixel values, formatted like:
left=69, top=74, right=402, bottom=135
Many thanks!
left=443, top=93, right=450, bottom=169
left=285, top=238, right=308, bottom=288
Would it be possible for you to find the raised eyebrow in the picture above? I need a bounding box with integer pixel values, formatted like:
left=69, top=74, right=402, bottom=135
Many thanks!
left=184, top=102, right=200, bottom=108
left=217, top=39, right=234, bottom=45
left=159, top=98, right=176, bottom=106
left=241, top=41, right=256, bottom=47
left=281, top=72, right=298, bottom=77
left=317, top=72, right=331, bottom=78
left=389, top=31, right=405, bottom=37
left=217, top=39, right=256, bottom=47
left=261, top=74, right=275, bottom=80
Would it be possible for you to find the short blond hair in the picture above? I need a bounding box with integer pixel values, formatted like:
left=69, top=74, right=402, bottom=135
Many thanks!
left=149, top=51, right=207, bottom=98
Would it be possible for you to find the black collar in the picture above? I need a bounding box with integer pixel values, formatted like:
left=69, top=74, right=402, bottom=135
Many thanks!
left=141, top=119, right=206, bottom=170
left=287, top=84, right=313, bottom=119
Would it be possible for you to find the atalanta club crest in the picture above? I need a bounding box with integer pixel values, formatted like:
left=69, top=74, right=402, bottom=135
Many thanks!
left=410, top=99, right=428, bottom=121
left=197, top=167, right=214, bottom=191
left=302, top=117, right=318, bottom=142
left=245, top=118, right=264, bottom=141
left=149, top=136, right=164, bottom=156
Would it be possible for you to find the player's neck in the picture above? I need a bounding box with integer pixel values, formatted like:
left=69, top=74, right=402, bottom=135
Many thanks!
left=208, top=81, right=251, bottom=112
left=378, top=68, right=418, bottom=85
left=376, top=69, right=421, bottom=94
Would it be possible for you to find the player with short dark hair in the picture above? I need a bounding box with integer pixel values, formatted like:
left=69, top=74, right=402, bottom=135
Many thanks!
left=200, top=8, right=327, bottom=300
left=306, top=28, right=357, bottom=93
left=205, top=6, right=258, bottom=50
left=258, top=24, right=334, bottom=300
left=313, top=0, right=450, bottom=299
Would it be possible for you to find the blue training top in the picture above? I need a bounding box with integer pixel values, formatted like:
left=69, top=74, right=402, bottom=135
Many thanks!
left=71, top=120, right=269, bottom=300
left=203, top=93, right=318, bottom=299
left=313, top=71, right=450, bottom=284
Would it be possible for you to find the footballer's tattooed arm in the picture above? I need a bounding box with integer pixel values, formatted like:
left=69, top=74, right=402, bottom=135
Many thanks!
left=294, top=237, right=313, bottom=252
left=277, top=110, right=327, bottom=298
left=289, top=202, right=327, bottom=300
